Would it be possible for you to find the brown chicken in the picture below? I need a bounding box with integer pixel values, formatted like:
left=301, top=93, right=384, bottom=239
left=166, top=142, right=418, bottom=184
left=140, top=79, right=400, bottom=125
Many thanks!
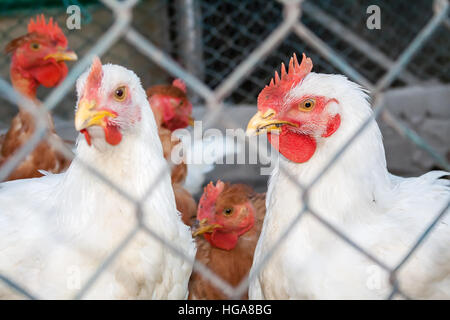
left=189, top=180, right=266, bottom=299
left=0, top=15, right=77, bottom=181
left=147, top=79, right=196, bottom=226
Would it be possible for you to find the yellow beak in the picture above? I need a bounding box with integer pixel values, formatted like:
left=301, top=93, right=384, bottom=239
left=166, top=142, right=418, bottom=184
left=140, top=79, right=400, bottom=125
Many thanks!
left=246, top=108, right=298, bottom=136
left=74, top=99, right=117, bottom=131
left=44, top=49, right=78, bottom=62
left=192, top=218, right=223, bottom=237
left=188, top=116, right=195, bottom=126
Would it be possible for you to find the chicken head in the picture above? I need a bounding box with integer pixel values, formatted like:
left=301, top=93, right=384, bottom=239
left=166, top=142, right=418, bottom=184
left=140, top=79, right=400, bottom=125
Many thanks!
left=194, top=180, right=256, bottom=251
left=246, top=53, right=341, bottom=163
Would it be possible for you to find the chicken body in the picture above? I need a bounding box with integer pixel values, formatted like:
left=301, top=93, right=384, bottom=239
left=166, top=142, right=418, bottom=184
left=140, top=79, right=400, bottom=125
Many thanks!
left=147, top=81, right=197, bottom=225
left=248, top=55, right=450, bottom=299
left=0, top=15, right=77, bottom=181
left=1, top=109, right=70, bottom=180
left=0, top=60, right=195, bottom=299
left=159, top=120, right=197, bottom=226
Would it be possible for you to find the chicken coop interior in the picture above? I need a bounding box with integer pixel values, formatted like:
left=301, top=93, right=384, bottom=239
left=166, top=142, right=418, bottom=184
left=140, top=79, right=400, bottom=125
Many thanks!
left=0, top=0, right=449, bottom=301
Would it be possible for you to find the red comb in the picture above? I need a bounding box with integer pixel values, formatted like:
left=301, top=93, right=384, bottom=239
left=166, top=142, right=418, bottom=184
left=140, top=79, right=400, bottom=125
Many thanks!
left=258, top=53, right=313, bottom=112
left=202, top=180, right=225, bottom=202
left=85, top=56, right=103, bottom=100
left=172, top=78, right=187, bottom=93
left=28, top=14, right=67, bottom=47
left=197, top=181, right=225, bottom=219
left=269, top=53, right=312, bottom=89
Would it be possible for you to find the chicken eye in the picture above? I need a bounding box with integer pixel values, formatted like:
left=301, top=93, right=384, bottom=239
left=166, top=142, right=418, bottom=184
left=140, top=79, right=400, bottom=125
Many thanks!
left=30, top=43, right=40, bottom=51
left=223, top=208, right=233, bottom=216
left=170, top=99, right=183, bottom=108
left=299, top=98, right=316, bottom=111
left=113, top=86, right=127, bottom=102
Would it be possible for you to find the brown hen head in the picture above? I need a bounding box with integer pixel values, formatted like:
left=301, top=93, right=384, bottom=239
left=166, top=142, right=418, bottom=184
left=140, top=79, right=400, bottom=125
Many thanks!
left=5, top=15, right=77, bottom=96
left=194, top=180, right=256, bottom=251
left=147, top=79, right=193, bottom=131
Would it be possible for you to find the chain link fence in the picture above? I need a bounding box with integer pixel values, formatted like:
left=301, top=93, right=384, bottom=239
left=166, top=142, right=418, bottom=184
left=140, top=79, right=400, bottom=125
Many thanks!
left=0, top=0, right=449, bottom=299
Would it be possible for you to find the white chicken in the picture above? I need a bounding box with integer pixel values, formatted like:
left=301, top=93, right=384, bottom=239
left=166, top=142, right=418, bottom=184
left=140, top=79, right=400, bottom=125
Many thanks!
left=0, top=57, right=196, bottom=299
left=246, top=53, right=450, bottom=299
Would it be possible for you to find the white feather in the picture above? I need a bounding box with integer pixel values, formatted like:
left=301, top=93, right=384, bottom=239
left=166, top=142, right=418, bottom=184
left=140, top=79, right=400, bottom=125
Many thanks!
left=0, top=63, right=196, bottom=299
left=250, top=72, right=450, bottom=299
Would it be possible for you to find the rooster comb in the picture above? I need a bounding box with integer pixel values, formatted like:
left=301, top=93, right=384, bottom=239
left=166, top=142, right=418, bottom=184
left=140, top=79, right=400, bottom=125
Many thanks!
left=203, top=180, right=225, bottom=199
left=257, top=53, right=313, bottom=111
left=268, top=53, right=312, bottom=89
left=28, top=15, right=67, bottom=47
left=84, top=56, right=103, bottom=100
left=172, top=79, right=187, bottom=93
left=198, top=181, right=225, bottom=213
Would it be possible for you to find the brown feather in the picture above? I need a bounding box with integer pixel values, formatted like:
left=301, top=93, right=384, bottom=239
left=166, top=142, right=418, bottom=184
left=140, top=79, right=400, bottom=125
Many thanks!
left=5, top=33, right=48, bottom=54
left=146, top=84, right=187, bottom=100
left=0, top=110, right=70, bottom=181
left=158, top=126, right=183, bottom=163
left=215, top=184, right=254, bottom=213
left=171, top=162, right=187, bottom=185
left=173, top=183, right=197, bottom=227
left=155, top=110, right=195, bottom=226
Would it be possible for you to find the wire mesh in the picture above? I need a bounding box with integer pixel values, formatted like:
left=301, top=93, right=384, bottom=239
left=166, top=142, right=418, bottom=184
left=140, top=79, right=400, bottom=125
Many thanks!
left=0, top=0, right=449, bottom=300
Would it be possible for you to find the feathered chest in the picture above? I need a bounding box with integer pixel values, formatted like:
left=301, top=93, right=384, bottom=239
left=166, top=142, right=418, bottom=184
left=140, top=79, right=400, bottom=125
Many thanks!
left=263, top=156, right=384, bottom=252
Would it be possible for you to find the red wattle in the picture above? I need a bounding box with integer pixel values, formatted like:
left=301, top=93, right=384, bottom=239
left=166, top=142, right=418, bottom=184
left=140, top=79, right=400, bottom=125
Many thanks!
left=103, top=123, right=122, bottom=146
left=268, top=130, right=317, bottom=163
left=28, top=62, right=68, bottom=87
left=205, top=231, right=239, bottom=251
left=80, top=129, right=91, bottom=146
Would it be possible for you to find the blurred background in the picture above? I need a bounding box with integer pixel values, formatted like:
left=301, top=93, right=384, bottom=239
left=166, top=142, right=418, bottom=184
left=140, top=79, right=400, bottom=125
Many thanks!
left=0, top=0, right=449, bottom=194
